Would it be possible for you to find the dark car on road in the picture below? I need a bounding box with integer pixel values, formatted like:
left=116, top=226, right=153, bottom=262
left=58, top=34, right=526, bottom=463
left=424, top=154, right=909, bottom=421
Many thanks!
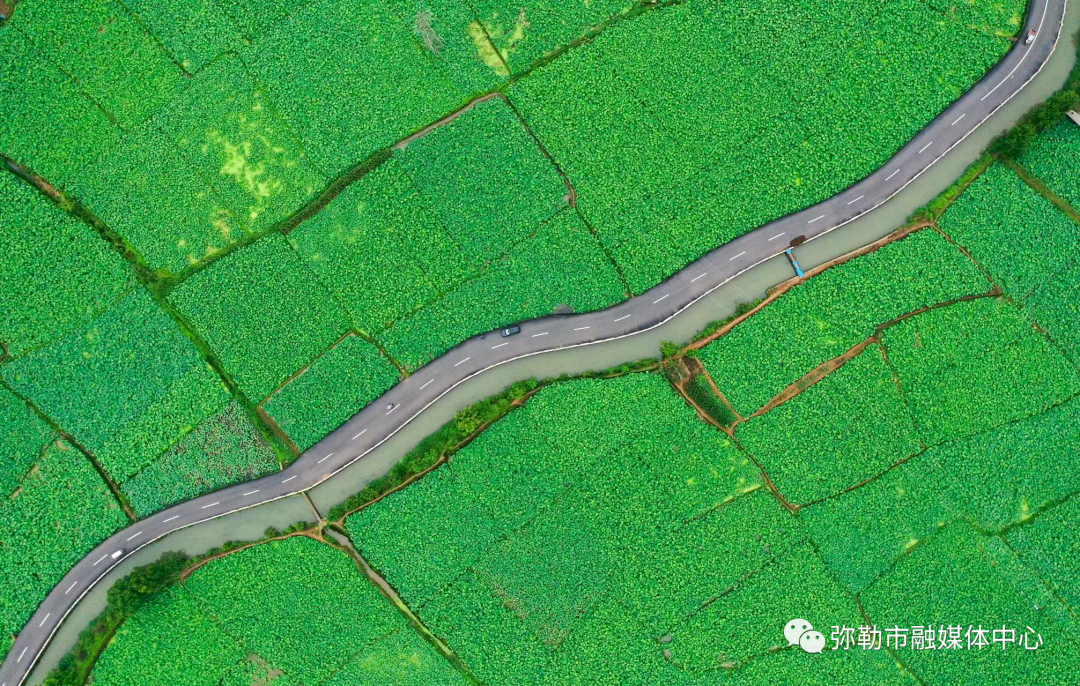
left=500, top=325, right=521, bottom=337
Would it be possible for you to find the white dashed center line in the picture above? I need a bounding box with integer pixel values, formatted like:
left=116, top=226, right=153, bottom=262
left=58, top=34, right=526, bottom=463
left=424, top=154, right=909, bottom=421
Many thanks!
left=573, top=326, right=590, bottom=331
left=729, top=251, right=747, bottom=261
left=65, top=581, right=78, bottom=594
left=352, top=429, right=368, bottom=439
left=318, top=453, right=333, bottom=464
left=951, top=112, right=966, bottom=126
left=531, top=332, right=549, bottom=338
left=39, top=613, right=50, bottom=627
left=491, top=342, right=509, bottom=349
left=385, top=405, right=398, bottom=415
left=419, top=379, right=435, bottom=390
left=690, top=272, right=708, bottom=282
left=614, top=314, right=631, bottom=322
left=885, top=169, right=901, bottom=181
left=846, top=195, right=864, bottom=205
left=243, top=489, right=260, bottom=496
left=768, top=232, right=785, bottom=241
left=17, top=647, right=27, bottom=663
left=807, top=215, right=826, bottom=224
left=126, top=531, right=143, bottom=542
left=454, top=357, right=471, bottom=367
left=93, top=555, right=108, bottom=566
left=163, top=515, right=180, bottom=523
left=918, top=141, right=933, bottom=154
left=201, top=502, right=220, bottom=509
left=653, top=294, right=670, bottom=304
left=282, top=476, right=297, bottom=484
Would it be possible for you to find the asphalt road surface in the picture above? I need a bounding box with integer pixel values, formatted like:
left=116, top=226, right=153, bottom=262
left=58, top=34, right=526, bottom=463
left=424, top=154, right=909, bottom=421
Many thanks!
left=0, top=1, right=1065, bottom=683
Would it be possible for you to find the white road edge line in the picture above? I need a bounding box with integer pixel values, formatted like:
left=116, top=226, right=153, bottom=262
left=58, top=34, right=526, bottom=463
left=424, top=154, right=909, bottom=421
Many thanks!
left=573, top=326, right=590, bottom=331
left=951, top=112, right=966, bottom=126
left=690, top=272, right=708, bottom=282
left=653, top=294, right=671, bottom=304
left=614, top=314, right=631, bottom=322
left=846, top=195, right=864, bottom=205
left=65, top=582, right=78, bottom=594
left=201, top=502, right=220, bottom=509
left=768, top=232, right=785, bottom=241
left=729, top=251, right=747, bottom=261
left=243, top=489, right=260, bottom=496
left=808, top=214, right=826, bottom=224
left=163, top=515, right=179, bottom=523
left=38, top=614, right=50, bottom=628
left=419, top=379, right=435, bottom=390
left=126, top=531, right=142, bottom=542
left=531, top=332, right=549, bottom=337
left=282, top=476, right=297, bottom=484
left=919, top=141, right=933, bottom=153
left=454, top=357, right=471, bottom=366
left=885, top=169, right=901, bottom=181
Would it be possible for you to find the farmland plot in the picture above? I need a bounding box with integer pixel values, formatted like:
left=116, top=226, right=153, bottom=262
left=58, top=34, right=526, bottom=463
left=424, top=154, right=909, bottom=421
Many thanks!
left=1007, top=496, right=1080, bottom=613
left=937, top=163, right=1080, bottom=298
left=0, top=172, right=134, bottom=358
left=0, top=387, right=52, bottom=496
left=10, top=0, right=185, bottom=130
left=121, top=401, right=280, bottom=518
left=736, top=344, right=923, bottom=505
left=0, top=439, right=127, bottom=649
left=862, top=523, right=1080, bottom=684
left=509, top=0, right=1017, bottom=291
left=396, top=97, right=568, bottom=262
left=263, top=334, right=400, bottom=451
left=698, top=228, right=988, bottom=416
left=1018, top=118, right=1080, bottom=211
left=881, top=297, right=1080, bottom=446
left=1, top=289, right=229, bottom=484
left=248, top=0, right=464, bottom=175
left=289, top=159, right=468, bottom=334
left=0, top=28, right=120, bottom=186
left=167, top=233, right=351, bottom=402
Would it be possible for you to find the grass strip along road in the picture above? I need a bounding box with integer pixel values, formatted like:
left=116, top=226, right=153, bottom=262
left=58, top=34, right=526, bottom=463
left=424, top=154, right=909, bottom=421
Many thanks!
left=0, top=1, right=1065, bottom=684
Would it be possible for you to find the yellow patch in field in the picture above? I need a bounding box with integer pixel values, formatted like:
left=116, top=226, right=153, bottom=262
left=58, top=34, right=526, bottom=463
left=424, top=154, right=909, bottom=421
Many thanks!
left=472, top=8, right=530, bottom=76
left=469, top=21, right=509, bottom=76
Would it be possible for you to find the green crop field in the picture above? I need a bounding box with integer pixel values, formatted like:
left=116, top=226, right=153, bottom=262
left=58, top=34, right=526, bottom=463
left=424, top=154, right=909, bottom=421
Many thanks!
left=881, top=297, right=1079, bottom=445
left=936, top=162, right=1080, bottom=298
left=263, top=334, right=401, bottom=451
left=861, top=523, right=1080, bottom=683
left=120, top=401, right=280, bottom=518
left=698, top=228, right=989, bottom=416
left=0, top=172, right=134, bottom=359
left=88, top=536, right=462, bottom=685
left=1, top=290, right=230, bottom=484
left=1019, top=118, right=1080, bottom=211
left=736, top=344, right=922, bottom=505
left=166, top=233, right=352, bottom=402
left=0, top=438, right=127, bottom=651
left=508, top=0, right=1019, bottom=291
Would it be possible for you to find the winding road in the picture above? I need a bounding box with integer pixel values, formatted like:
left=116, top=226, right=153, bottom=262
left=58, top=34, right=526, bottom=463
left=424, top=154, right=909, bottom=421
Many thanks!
left=0, top=1, right=1066, bottom=683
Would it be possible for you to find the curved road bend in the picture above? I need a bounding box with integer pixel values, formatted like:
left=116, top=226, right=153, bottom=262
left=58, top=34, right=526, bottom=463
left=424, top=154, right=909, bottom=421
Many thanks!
left=0, top=2, right=1065, bottom=683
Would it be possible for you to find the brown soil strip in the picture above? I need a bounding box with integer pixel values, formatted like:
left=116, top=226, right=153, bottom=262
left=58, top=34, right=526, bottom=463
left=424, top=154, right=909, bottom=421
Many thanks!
left=671, top=358, right=740, bottom=435
left=395, top=92, right=505, bottom=151
left=179, top=529, right=324, bottom=581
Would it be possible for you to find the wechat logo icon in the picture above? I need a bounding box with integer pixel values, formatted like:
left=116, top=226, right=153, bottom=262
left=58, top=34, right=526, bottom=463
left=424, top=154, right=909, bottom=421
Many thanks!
left=785, top=618, right=826, bottom=654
